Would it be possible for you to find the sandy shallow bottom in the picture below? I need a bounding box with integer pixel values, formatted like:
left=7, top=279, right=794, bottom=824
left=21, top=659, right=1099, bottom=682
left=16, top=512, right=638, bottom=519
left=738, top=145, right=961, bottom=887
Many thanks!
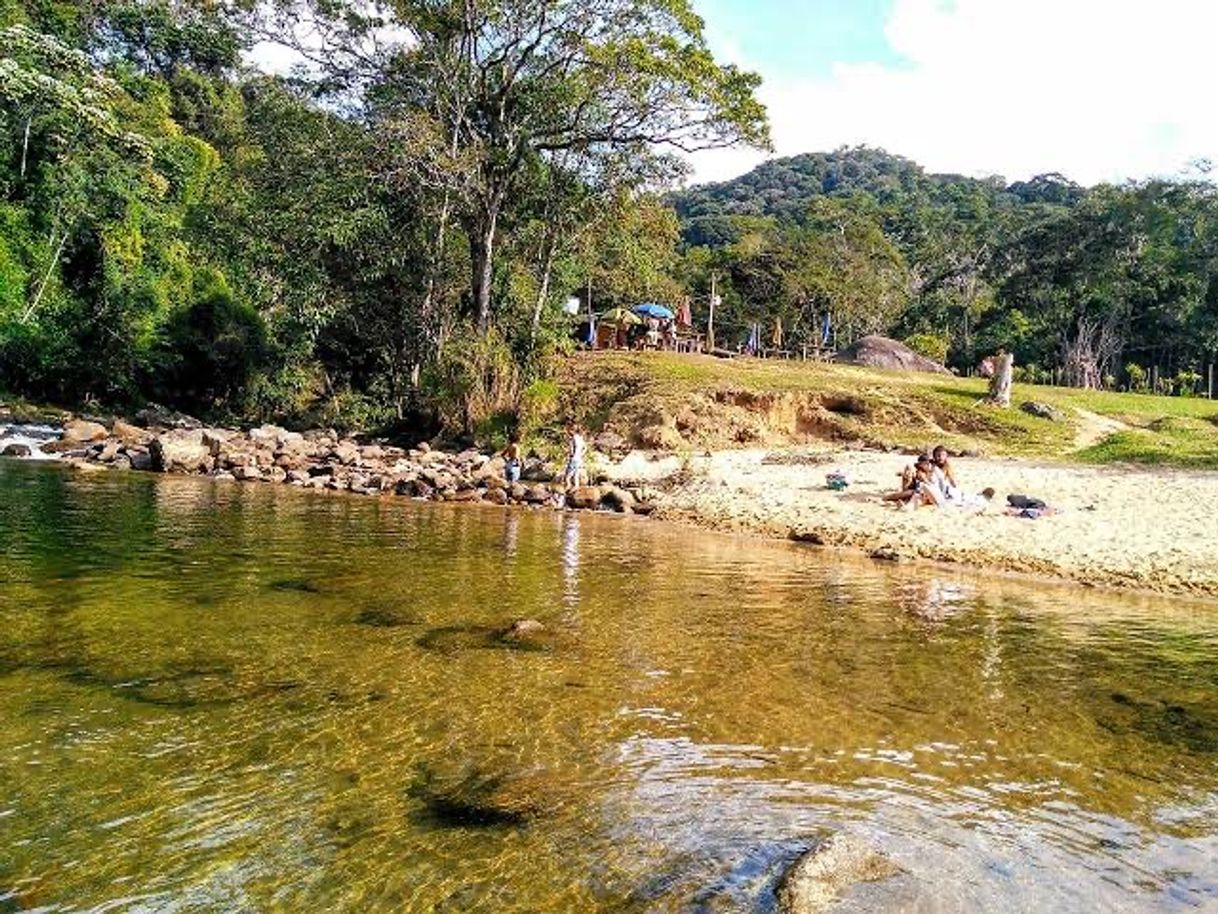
left=621, top=449, right=1218, bottom=597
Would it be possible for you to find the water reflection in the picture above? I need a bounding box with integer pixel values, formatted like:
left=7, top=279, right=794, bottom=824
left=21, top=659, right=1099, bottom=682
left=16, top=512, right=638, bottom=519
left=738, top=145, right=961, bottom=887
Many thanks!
left=1, top=460, right=1217, bottom=912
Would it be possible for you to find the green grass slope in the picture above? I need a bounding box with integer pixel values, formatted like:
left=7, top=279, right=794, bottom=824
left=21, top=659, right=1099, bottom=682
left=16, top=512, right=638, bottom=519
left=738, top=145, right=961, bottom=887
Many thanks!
left=558, top=352, right=1218, bottom=468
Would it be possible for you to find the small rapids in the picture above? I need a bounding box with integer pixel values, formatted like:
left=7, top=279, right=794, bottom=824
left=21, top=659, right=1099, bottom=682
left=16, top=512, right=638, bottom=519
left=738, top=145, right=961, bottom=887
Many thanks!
left=0, top=423, right=62, bottom=460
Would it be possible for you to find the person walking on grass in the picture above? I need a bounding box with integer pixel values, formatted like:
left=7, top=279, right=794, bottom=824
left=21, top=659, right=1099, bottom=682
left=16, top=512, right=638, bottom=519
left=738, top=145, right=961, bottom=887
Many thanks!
left=562, top=423, right=586, bottom=489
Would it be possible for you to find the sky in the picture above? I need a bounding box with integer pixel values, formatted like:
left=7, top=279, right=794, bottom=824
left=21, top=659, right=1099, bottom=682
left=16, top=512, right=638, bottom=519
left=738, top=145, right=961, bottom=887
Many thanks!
left=688, top=0, right=1218, bottom=187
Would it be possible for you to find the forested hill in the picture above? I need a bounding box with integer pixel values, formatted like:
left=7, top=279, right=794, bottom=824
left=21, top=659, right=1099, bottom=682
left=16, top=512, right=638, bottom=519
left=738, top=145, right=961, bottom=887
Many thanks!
left=667, top=147, right=1218, bottom=392
left=671, top=147, right=1084, bottom=246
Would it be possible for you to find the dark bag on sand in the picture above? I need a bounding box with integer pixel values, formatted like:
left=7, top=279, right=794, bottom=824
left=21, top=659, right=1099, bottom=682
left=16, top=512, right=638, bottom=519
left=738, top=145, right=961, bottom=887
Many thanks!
left=1007, top=494, right=1047, bottom=510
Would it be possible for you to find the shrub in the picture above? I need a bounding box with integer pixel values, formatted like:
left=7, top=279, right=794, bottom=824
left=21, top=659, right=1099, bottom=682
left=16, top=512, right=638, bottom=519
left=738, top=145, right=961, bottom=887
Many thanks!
left=904, top=332, right=950, bottom=365
left=423, top=326, right=521, bottom=440
left=1125, top=362, right=1148, bottom=392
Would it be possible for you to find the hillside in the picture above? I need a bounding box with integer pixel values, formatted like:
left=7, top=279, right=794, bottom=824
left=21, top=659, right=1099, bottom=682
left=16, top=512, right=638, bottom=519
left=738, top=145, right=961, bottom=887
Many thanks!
left=558, top=351, right=1218, bottom=469
left=669, top=146, right=1083, bottom=246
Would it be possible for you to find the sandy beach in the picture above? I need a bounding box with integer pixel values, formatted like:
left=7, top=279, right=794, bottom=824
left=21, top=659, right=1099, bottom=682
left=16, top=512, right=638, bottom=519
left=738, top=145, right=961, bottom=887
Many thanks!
left=609, top=448, right=1218, bottom=598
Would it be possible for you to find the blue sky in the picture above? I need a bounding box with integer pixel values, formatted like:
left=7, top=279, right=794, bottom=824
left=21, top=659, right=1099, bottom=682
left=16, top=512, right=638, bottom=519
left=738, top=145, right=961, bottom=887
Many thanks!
left=687, top=0, right=1218, bottom=188
left=696, top=0, right=902, bottom=79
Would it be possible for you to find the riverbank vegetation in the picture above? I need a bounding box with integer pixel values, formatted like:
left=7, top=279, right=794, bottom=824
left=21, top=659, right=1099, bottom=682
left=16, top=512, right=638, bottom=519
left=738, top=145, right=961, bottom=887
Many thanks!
left=3, top=0, right=1218, bottom=445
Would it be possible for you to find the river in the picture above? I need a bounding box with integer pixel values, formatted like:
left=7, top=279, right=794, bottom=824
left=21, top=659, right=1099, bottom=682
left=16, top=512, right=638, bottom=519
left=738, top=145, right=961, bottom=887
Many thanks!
left=1, top=459, right=1216, bottom=912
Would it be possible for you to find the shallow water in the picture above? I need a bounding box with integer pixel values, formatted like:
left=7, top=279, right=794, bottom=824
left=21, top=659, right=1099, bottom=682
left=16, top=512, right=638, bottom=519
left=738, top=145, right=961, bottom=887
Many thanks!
left=1, top=460, right=1217, bottom=912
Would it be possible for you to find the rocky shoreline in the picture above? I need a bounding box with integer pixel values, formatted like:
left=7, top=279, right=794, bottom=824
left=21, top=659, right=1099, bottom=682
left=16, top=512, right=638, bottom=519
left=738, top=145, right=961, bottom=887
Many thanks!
left=0, top=406, right=659, bottom=517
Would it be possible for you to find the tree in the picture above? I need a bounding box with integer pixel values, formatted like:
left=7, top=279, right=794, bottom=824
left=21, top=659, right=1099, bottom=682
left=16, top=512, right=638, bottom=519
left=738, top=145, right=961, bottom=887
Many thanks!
left=246, top=0, right=770, bottom=335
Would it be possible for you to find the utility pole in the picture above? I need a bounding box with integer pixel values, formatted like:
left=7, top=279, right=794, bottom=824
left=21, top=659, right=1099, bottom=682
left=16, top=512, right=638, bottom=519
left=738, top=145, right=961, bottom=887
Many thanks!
left=707, top=271, right=718, bottom=353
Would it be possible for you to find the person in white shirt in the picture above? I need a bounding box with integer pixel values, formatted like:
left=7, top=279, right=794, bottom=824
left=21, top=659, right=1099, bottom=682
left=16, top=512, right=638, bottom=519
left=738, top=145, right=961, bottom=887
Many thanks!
left=562, top=424, right=586, bottom=488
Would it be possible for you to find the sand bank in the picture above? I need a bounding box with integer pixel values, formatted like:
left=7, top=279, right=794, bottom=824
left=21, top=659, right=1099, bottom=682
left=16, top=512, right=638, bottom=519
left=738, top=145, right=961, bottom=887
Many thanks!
left=613, top=449, right=1218, bottom=597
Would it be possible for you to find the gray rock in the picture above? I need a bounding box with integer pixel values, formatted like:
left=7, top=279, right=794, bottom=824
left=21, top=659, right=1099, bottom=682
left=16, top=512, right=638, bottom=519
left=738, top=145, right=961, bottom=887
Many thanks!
left=150, top=434, right=211, bottom=474
left=134, top=403, right=200, bottom=430
left=1, top=442, right=32, bottom=457
left=1020, top=400, right=1065, bottom=421
left=776, top=836, right=903, bottom=914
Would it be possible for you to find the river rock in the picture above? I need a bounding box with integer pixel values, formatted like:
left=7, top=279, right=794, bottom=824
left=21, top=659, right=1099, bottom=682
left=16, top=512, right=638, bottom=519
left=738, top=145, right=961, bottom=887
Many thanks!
left=201, top=428, right=232, bottom=456
left=484, top=487, right=509, bottom=505
left=776, top=836, right=903, bottom=914
left=638, top=423, right=684, bottom=451
left=567, top=486, right=604, bottom=510
left=128, top=448, right=152, bottom=471
left=601, top=486, right=636, bottom=513
left=524, top=484, right=552, bottom=505
left=61, top=419, right=108, bottom=444
left=286, top=469, right=311, bottom=485
left=501, top=619, right=545, bottom=642
left=96, top=440, right=120, bottom=462
left=521, top=459, right=555, bottom=483
left=112, top=419, right=152, bottom=446
left=135, top=403, right=200, bottom=430
left=232, top=465, right=263, bottom=481
left=334, top=442, right=360, bottom=466
left=1, top=442, right=32, bottom=457
left=150, top=433, right=211, bottom=473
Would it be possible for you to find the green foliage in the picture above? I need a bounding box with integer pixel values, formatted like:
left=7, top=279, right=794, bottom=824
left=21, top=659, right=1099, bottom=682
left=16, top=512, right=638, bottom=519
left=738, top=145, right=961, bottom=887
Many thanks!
left=422, top=328, right=522, bottom=439
left=1125, top=363, right=1148, bottom=391
left=153, top=269, right=269, bottom=411
left=904, top=333, right=950, bottom=365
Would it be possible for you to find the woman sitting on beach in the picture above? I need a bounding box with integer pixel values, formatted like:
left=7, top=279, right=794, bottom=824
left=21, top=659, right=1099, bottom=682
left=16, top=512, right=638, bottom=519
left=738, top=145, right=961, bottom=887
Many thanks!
left=885, top=455, right=942, bottom=508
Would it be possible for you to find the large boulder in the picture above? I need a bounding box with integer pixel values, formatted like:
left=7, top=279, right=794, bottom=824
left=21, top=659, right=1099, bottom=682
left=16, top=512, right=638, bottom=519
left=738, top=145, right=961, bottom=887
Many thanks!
left=61, top=419, right=108, bottom=444
left=834, top=336, right=951, bottom=375
left=149, top=431, right=211, bottom=474
left=112, top=419, right=152, bottom=446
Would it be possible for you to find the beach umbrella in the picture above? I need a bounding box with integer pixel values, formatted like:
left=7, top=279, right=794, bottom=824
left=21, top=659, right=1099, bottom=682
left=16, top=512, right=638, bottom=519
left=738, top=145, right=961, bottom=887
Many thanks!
left=772, top=315, right=784, bottom=347
left=633, top=302, right=675, bottom=320
left=821, top=312, right=833, bottom=347
left=600, top=307, right=642, bottom=326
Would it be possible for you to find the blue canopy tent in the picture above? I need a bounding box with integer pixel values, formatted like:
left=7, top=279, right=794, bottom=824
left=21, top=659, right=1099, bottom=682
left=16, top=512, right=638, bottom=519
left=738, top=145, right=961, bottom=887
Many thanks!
left=634, top=303, right=675, bottom=320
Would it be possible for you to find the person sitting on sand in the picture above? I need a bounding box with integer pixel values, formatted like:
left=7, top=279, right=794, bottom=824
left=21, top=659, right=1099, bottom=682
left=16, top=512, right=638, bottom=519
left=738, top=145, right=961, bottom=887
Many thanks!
left=885, top=455, right=941, bottom=508
left=930, top=445, right=960, bottom=502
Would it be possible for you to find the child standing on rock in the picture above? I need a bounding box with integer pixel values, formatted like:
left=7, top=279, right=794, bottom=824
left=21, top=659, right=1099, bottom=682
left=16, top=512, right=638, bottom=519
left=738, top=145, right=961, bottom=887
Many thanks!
left=562, top=423, right=586, bottom=489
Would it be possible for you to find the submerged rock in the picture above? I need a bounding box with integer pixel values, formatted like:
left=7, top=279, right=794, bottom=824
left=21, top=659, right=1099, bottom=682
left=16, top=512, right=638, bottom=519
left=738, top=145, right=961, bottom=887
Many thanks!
left=1, top=442, right=32, bottom=457
left=500, top=619, right=545, bottom=641
left=776, top=836, right=903, bottom=914
left=408, top=764, right=549, bottom=829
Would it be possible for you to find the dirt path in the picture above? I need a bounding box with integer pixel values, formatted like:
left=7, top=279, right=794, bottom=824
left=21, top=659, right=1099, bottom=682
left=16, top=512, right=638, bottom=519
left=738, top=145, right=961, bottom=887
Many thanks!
left=1072, top=408, right=1130, bottom=450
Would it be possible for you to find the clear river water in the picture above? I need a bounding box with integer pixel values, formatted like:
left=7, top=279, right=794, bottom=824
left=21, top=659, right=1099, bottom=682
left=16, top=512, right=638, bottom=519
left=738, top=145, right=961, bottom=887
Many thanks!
left=1, top=459, right=1217, bottom=912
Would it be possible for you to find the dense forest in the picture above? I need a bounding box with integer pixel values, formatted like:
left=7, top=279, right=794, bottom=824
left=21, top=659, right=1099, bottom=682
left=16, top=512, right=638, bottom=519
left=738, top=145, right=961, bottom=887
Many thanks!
left=0, top=0, right=766, bottom=435
left=673, top=149, right=1218, bottom=393
left=3, top=0, right=1217, bottom=442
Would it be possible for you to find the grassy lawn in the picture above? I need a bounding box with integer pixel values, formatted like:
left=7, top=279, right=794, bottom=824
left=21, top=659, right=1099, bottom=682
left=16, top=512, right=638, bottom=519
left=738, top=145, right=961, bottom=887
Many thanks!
left=558, top=351, right=1218, bottom=468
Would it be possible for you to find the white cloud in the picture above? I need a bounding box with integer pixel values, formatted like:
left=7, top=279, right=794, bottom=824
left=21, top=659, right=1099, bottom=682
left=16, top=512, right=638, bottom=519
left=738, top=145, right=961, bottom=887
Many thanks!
left=689, top=0, right=1218, bottom=186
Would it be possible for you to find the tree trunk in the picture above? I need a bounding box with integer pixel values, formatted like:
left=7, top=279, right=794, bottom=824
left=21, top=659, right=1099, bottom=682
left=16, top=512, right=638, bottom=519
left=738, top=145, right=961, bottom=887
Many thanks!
left=469, top=209, right=498, bottom=336
left=987, top=352, right=1014, bottom=407
left=530, top=232, right=558, bottom=341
